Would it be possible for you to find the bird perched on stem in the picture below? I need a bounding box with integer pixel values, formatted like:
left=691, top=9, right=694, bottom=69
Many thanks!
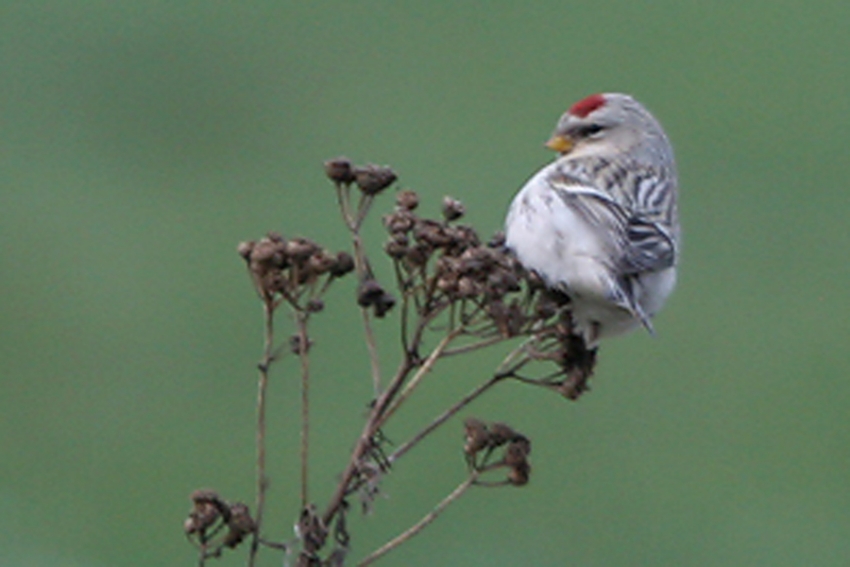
left=505, top=93, right=680, bottom=345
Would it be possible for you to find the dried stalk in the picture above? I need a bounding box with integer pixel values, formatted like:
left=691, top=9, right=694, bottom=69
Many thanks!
left=248, top=297, right=275, bottom=567
left=297, top=311, right=311, bottom=508
left=375, top=327, right=464, bottom=429
left=321, top=355, right=415, bottom=525
left=356, top=472, right=479, bottom=566
left=337, top=183, right=383, bottom=395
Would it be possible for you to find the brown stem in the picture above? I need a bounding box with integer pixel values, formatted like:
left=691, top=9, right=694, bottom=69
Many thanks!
left=376, top=327, right=463, bottom=429
left=321, top=355, right=415, bottom=525
left=387, top=339, right=534, bottom=464
left=356, top=472, right=479, bottom=566
left=338, top=188, right=382, bottom=396
left=388, top=373, right=504, bottom=464
left=297, top=311, right=311, bottom=508
left=361, top=305, right=382, bottom=396
left=440, top=335, right=506, bottom=357
left=249, top=298, right=275, bottom=567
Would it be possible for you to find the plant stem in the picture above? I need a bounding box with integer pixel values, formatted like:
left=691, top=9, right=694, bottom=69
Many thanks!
left=376, top=327, right=462, bottom=429
left=249, top=298, right=275, bottom=567
left=388, top=373, right=504, bottom=464
left=338, top=186, right=382, bottom=396
left=321, top=356, right=414, bottom=525
left=297, top=311, right=311, bottom=508
left=356, top=472, right=479, bottom=566
left=387, top=339, right=534, bottom=464
left=440, top=335, right=505, bottom=357
left=361, top=306, right=382, bottom=396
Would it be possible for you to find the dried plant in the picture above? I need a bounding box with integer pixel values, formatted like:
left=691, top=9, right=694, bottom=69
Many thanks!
left=184, top=157, right=599, bottom=566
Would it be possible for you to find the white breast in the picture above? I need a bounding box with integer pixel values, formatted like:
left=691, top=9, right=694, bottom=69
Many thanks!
left=505, top=163, right=612, bottom=301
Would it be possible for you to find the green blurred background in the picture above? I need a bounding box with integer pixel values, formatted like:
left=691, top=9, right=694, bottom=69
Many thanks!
left=3, top=2, right=849, bottom=566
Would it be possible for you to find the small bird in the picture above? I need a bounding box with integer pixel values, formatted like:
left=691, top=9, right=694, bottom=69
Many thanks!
left=505, top=93, right=680, bottom=344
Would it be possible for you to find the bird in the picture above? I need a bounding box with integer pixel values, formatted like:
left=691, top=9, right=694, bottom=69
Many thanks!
left=505, top=93, right=680, bottom=345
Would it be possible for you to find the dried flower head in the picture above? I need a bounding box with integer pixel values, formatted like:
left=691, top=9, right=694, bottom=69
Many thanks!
left=354, top=164, right=397, bottom=195
left=383, top=208, right=417, bottom=235
left=373, top=291, right=396, bottom=318
left=223, top=502, right=256, bottom=548
left=297, top=505, right=328, bottom=554
left=488, top=231, right=506, bottom=249
left=357, top=279, right=385, bottom=308
left=396, top=189, right=420, bottom=210
left=463, top=418, right=490, bottom=457
left=441, top=196, right=466, bottom=221
left=184, top=489, right=224, bottom=535
left=237, top=240, right=255, bottom=261
left=384, top=233, right=409, bottom=259
left=324, top=157, right=356, bottom=185
left=507, top=461, right=531, bottom=486
left=330, top=251, right=355, bottom=277
left=488, top=422, right=520, bottom=447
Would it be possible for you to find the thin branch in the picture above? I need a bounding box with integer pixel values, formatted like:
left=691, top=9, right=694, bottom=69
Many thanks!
left=338, top=187, right=383, bottom=396
left=249, top=298, right=275, bottom=567
left=356, top=472, right=479, bottom=566
left=321, top=355, right=415, bottom=525
left=355, top=194, right=376, bottom=230
left=440, top=334, right=506, bottom=357
left=387, top=339, right=534, bottom=464
left=376, top=327, right=463, bottom=429
left=388, top=373, right=504, bottom=464
left=334, top=183, right=355, bottom=231
left=361, top=306, right=382, bottom=396
left=297, top=311, right=311, bottom=508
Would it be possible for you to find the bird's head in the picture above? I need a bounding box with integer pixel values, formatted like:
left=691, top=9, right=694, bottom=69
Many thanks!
left=546, top=93, right=672, bottom=164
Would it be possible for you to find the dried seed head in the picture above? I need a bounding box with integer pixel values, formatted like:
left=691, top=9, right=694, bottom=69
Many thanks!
left=458, top=247, right=497, bottom=275
left=414, top=219, right=452, bottom=248
left=441, top=196, right=465, bottom=221
left=324, top=157, right=356, bottom=184
left=298, top=505, right=328, bottom=553
left=286, top=237, right=320, bottom=263
left=330, top=251, right=355, bottom=277
left=504, top=437, right=532, bottom=465
left=237, top=240, right=255, bottom=261
left=435, top=276, right=457, bottom=295
left=384, top=233, right=409, bottom=259
left=223, top=502, right=256, bottom=548
left=354, top=164, right=397, bottom=195
left=383, top=209, right=416, bottom=234
left=373, top=291, right=396, bottom=318
left=404, top=244, right=431, bottom=267
left=487, top=270, right=521, bottom=297
left=488, top=422, right=519, bottom=446
left=488, top=231, right=506, bottom=248
left=456, top=276, right=479, bottom=298
left=507, top=461, right=531, bottom=486
left=445, top=224, right=480, bottom=252
left=251, top=238, right=286, bottom=268
left=357, top=279, right=385, bottom=307
left=185, top=490, right=225, bottom=535
left=463, top=418, right=490, bottom=456
left=307, top=249, right=337, bottom=276
left=396, top=189, right=420, bottom=210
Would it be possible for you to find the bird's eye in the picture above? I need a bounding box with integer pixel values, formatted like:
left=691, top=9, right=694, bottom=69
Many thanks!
left=578, top=124, right=605, bottom=137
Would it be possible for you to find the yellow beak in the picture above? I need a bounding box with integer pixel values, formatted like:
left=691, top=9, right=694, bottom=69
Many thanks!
left=545, top=134, right=574, bottom=154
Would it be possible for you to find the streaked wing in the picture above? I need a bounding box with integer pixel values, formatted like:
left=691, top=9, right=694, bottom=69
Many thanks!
left=545, top=168, right=674, bottom=332
left=546, top=168, right=676, bottom=275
